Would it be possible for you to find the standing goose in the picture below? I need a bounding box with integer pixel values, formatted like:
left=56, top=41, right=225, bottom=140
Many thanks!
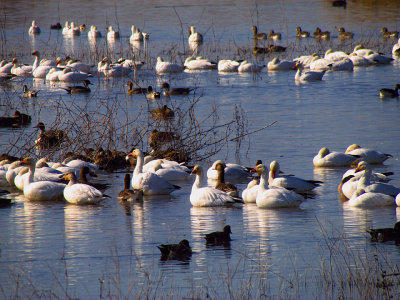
left=19, top=157, right=66, bottom=201
left=252, top=164, right=304, bottom=208
left=379, top=84, right=399, bottom=98
left=190, top=165, right=242, bottom=207
left=61, top=171, right=108, bottom=205
left=127, top=149, right=180, bottom=195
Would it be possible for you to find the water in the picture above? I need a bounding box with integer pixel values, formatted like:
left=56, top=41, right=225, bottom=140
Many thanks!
left=1, top=0, right=400, bottom=298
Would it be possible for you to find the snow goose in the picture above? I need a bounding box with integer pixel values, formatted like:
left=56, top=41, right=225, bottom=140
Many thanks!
left=313, top=147, right=360, bottom=167
left=267, top=57, right=296, bottom=71
left=379, top=84, right=399, bottom=98
left=58, top=67, right=90, bottom=82
left=204, top=225, right=232, bottom=245
left=157, top=239, right=192, bottom=261
left=31, top=51, right=53, bottom=78
left=66, top=22, right=80, bottom=36
left=45, top=67, right=63, bottom=81
left=397, top=194, right=400, bottom=207
left=348, top=53, right=374, bottom=67
left=190, top=165, right=241, bottom=207
left=324, top=49, right=348, bottom=62
left=207, top=160, right=251, bottom=181
left=28, top=20, right=41, bottom=35
left=268, top=160, right=322, bottom=194
left=145, top=159, right=190, bottom=181
left=99, top=58, right=132, bottom=77
left=62, top=79, right=92, bottom=94
left=143, top=158, right=190, bottom=174
left=242, top=178, right=259, bottom=203
left=294, top=62, right=326, bottom=83
left=352, top=45, right=376, bottom=57
left=61, top=171, right=107, bottom=205
left=252, top=164, right=304, bottom=208
left=342, top=163, right=393, bottom=183
left=15, top=162, right=62, bottom=191
left=64, top=159, right=98, bottom=172
left=252, top=25, right=267, bottom=40
left=365, top=52, right=393, bottom=64
left=62, top=21, right=70, bottom=35
left=213, top=161, right=239, bottom=197
left=128, top=149, right=180, bottom=195
left=293, top=54, right=317, bottom=69
left=238, top=60, right=265, bottom=72
left=337, top=27, right=354, bottom=40
left=88, top=25, right=102, bottom=39
left=218, top=59, right=240, bottom=72
left=188, top=26, right=203, bottom=43
left=114, top=58, right=145, bottom=70
left=392, top=38, right=400, bottom=57
left=184, top=56, right=217, bottom=70
left=329, top=58, right=354, bottom=71
left=67, top=60, right=94, bottom=74
left=107, top=26, right=120, bottom=40
left=6, top=161, right=23, bottom=186
left=345, top=144, right=392, bottom=164
left=310, top=56, right=332, bottom=71
left=11, top=58, right=32, bottom=76
left=161, top=82, right=193, bottom=96
left=0, top=60, right=14, bottom=74
left=155, top=57, right=184, bottom=74
left=130, top=25, right=143, bottom=42
left=347, top=188, right=395, bottom=208
left=268, top=30, right=281, bottom=40
left=19, top=157, right=66, bottom=201
left=381, top=27, right=399, bottom=39
left=295, top=26, right=310, bottom=38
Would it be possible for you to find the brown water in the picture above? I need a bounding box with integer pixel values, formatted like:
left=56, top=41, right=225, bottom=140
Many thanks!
left=1, top=0, right=400, bottom=298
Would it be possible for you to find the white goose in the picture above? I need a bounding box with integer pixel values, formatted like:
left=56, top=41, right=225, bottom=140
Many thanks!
left=268, top=160, right=322, bottom=193
left=348, top=53, right=375, bottom=67
left=11, top=58, right=32, bottom=76
left=267, top=57, right=296, bottom=71
left=58, top=68, right=90, bottom=82
left=352, top=45, right=376, bottom=57
left=0, top=60, right=14, bottom=74
left=61, top=172, right=107, bottom=204
left=145, top=159, right=191, bottom=181
left=31, top=51, right=53, bottom=78
left=130, top=25, right=143, bottom=42
left=345, top=144, right=392, bottom=164
left=313, top=147, right=360, bottom=167
left=293, top=54, right=317, bottom=69
left=218, top=59, right=240, bottom=72
left=188, top=26, right=203, bottom=43
left=15, top=163, right=62, bottom=191
left=190, top=165, right=239, bottom=207
left=329, top=58, right=354, bottom=71
left=309, top=56, right=332, bottom=71
left=128, top=149, right=180, bottom=195
left=238, top=60, right=265, bottom=72
left=253, top=164, right=304, bottom=208
left=347, top=188, right=395, bottom=208
left=184, top=56, right=217, bottom=70
left=324, top=49, right=348, bottom=62
left=392, top=38, right=400, bottom=57
left=242, top=178, right=259, bottom=203
left=19, top=157, right=66, bottom=201
left=207, top=160, right=251, bottom=181
left=45, top=67, right=63, bottom=81
left=155, top=57, right=184, bottom=74
left=88, top=25, right=102, bottom=39
left=62, top=21, right=70, bottom=35
left=64, top=159, right=98, bottom=172
left=65, top=22, right=81, bottom=36
left=28, top=20, right=41, bottom=35
left=6, top=161, right=23, bottom=186
left=295, top=62, right=326, bottom=82
left=107, top=26, right=120, bottom=40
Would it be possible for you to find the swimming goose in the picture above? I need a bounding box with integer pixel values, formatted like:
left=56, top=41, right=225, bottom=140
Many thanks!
left=268, top=30, right=281, bottom=40
left=268, top=160, right=322, bottom=194
left=88, top=25, right=102, bottom=39
left=62, top=21, right=71, bottom=35
left=252, top=164, right=304, bottom=208
left=145, top=159, right=190, bottom=181
left=28, top=20, right=41, bottom=35
left=98, top=58, right=132, bottom=77
left=348, top=53, right=375, bottom=67
left=347, top=188, right=395, bottom=208
left=114, top=58, right=145, bottom=70
left=155, top=57, right=184, bottom=74
left=345, top=144, right=392, bottom=164
left=338, top=27, right=354, bottom=39
left=267, top=57, right=296, bottom=71
left=62, top=79, right=92, bottom=94
left=5, top=161, right=23, bottom=186
left=66, top=60, right=94, bottom=74
left=142, top=158, right=190, bottom=174
left=146, top=86, right=161, bottom=100
left=365, top=52, right=393, bottom=64
left=207, top=160, right=251, bottom=181
left=252, top=25, right=267, bottom=40
left=392, top=38, right=400, bottom=57
left=45, top=67, right=64, bottom=81
left=293, top=54, right=317, bottom=69
left=218, top=59, right=240, bottom=72
left=214, top=161, right=239, bottom=197
left=157, top=239, right=192, bottom=261
left=128, top=149, right=180, bottom=195
left=379, top=84, right=400, bottom=98
left=238, top=61, right=265, bottom=72
left=190, top=165, right=241, bottom=207
left=126, top=81, right=147, bottom=95
left=61, top=171, right=107, bottom=205
left=0, top=60, right=14, bottom=74
left=309, top=56, right=333, bottom=71
left=107, top=26, right=120, bottom=40
left=58, top=68, right=90, bottom=82
left=19, top=157, right=66, bottom=201
left=313, top=147, right=360, bottom=167
left=0, top=111, right=31, bottom=128
left=150, top=105, right=174, bottom=120
left=352, top=45, right=377, bottom=58
left=31, top=51, right=53, bottom=78
left=35, top=122, right=67, bottom=149
left=242, top=178, right=259, bottom=203
left=129, top=25, right=143, bottom=42
left=329, top=58, right=354, bottom=71
left=161, top=82, right=193, bottom=96
left=184, top=56, right=217, bottom=70
left=324, top=49, right=348, bottom=62
left=11, top=58, right=32, bottom=76
left=367, top=221, right=400, bottom=243
left=65, top=22, right=81, bottom=36
left=381, top=27, right=399, bottom=39
left=188, top=26, right=203, bottom=43
left=22, top=85, right=38, bottom=98
left=15, top=162, right=63, bottom=191
left=295, top=26, right=310, bottom=38
left=0, top=73, right=16, bottom=82
left=342, top=163, right=393, bottom=183
left=204, top=225, right=232, bottom=245
left=294, top=62, right=326, bottom=82
left=313, top=27, right=330, bottom=39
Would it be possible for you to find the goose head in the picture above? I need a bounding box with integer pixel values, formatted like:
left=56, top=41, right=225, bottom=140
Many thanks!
left=223, top=225, right=232, bottom=234
left=191, top=165, right=204, bottom=176
left=250, top=164, right=267, bottom=177
left=318, top=147, right=330, bottom=158
left=345, top=144, right=361, bottom=153
left=354, top=161, right=370, bottom=173
left=19, top=157, right=35, bottom=167
left=34, top=122, right=46, bottom=131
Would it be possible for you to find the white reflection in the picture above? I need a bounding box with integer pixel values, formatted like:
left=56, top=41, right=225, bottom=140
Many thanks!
left=63, top=36, right=77, bottom=54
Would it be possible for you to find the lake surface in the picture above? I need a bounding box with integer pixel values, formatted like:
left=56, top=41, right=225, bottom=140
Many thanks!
left=1, top=0, right=400, bottom=298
